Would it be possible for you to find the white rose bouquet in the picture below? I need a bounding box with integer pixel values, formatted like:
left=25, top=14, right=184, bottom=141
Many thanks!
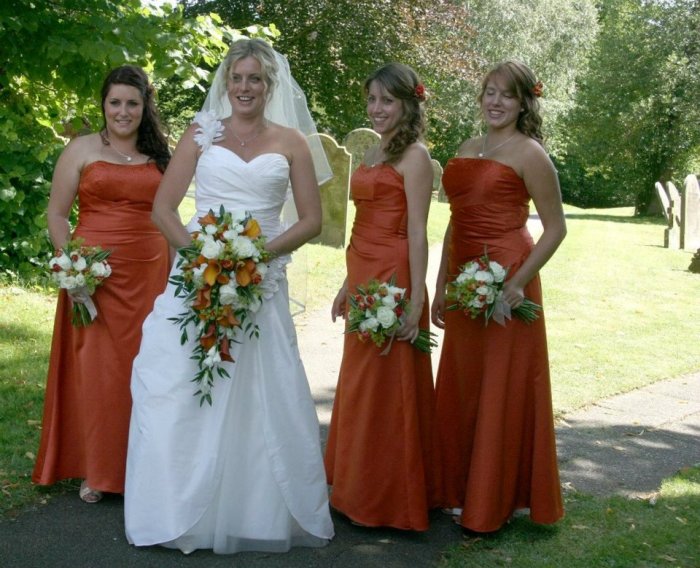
left=169, top=206, right=271, bottom=406
left=48, top=238, right=112, bottom=327
left=346, top=276, right=436, bottom=354
left=446, top=250, right=540, bottom=325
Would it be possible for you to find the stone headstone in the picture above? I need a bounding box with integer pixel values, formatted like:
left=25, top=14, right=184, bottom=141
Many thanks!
left=666, top=181, right=682, bottom=249
left=655, top=181, right=670, bottom=223
left=309, top=133, right=351, bottom=249
left=681, top=174, right=700, bottom=251
left=343, top=128, right=380, bottom=174
left=432, top=159, right=447, bottom=202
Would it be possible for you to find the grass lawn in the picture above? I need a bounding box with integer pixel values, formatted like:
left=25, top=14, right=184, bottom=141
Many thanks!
left=1, top=203, right=699, bottom=564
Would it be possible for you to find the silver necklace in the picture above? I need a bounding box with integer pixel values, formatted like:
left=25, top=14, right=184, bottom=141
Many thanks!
left=104, top=134, right=134, bottom=162
left=478, top=133, right=517, bottom=158
left=229, top=120, right=267, bottom=147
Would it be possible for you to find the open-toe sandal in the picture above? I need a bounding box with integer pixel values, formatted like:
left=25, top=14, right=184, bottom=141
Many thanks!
left=79, top=480, right=103, bottom=504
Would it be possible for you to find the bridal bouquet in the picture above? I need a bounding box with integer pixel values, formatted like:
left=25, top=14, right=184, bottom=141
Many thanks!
left=446, top=250, right=540, bottom=326
left=169, top=206, right=271, bottom=406
left=48, top=238, right=112, bottom=327
left=347, top=276, right=436, bottom=354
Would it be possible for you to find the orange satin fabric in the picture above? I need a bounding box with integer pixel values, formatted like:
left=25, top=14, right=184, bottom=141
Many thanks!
left=32, top=161, right=170, bottom=494
left=434, top=158, right=563, bottom=532
left=324, top=164, right=435, bottom=531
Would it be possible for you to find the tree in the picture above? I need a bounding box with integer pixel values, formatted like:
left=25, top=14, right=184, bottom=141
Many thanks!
left=0, top=0, right=246, bottom=277
left=560, top=0, right=700, bottom=211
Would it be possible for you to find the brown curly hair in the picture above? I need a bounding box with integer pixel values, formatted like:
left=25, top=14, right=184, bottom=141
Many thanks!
left=99, top=65, right=171, bottom=172
left=478, top=60, right=543, bottom=144
left=364, top=63, right=426, bottom=163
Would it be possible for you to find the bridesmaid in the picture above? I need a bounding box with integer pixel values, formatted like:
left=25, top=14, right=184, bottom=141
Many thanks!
left=324, top=63, right=436, bottom=530
left=32, top=66, right=171, bottom=503
left=431, top=60, right=566, bottom=532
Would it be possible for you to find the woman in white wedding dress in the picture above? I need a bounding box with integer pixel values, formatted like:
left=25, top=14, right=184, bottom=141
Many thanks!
left=124, top=38, right=334, bottom=555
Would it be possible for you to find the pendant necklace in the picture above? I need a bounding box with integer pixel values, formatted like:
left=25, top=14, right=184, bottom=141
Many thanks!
left=103, top=133, right=134, bottom=162
left=229, top=120, right=267, bottom=147
left=478, top=133, right=517, bottom=158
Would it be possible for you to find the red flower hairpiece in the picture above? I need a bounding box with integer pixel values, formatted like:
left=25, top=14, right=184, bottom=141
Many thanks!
left=532, top=81, right=543, bottom=98
left=414, top=83, right=426, bottom=102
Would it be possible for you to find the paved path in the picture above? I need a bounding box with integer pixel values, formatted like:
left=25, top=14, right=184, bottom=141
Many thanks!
left=2, top=235, right=699, bottom=567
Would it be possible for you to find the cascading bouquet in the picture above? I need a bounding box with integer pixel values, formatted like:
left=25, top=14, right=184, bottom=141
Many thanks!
left=446, top=250, right=540, bottom=326
left=48, top=238, right=112, bottom=327
left=347, top=276, right=436, bottom=355
left=169, top=206, right=271, bottom=406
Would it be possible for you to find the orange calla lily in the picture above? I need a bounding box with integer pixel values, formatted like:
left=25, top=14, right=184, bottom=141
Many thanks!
left=192, top=286, right=212, bottom=311
left=203, top=260, right=221, bottom=286
left=198, top=212, right=218, bottom=227
left=216, top=272, right=230, bottom=285
left=235, top=259, right=257, bottom=286
left=242, top=218, right=261, bottom=238
left=217, top=305, right=240, bottom=329
left=219, top=337, right=234, bottom=363
left=199, top=322, right=217, bottom=350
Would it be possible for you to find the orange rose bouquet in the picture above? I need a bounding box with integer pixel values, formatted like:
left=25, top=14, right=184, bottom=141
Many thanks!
left=169, top=206, right=271, bottom=405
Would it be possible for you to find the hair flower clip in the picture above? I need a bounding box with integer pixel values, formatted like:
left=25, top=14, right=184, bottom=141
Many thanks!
left=532, top=81, right=544, bottom=98
left=414, top=83, right=427, bottom=102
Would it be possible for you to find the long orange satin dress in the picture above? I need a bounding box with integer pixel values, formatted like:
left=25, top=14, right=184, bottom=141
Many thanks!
left=32, top=161, right=170, bottom=494
left=324, top=164, right=435, bottom=531
left=434, top=158, right=563, bottom=532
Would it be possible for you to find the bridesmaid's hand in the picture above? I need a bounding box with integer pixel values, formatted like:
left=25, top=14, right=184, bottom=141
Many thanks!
left=396, top=300, right=422, bottom=343
left=331, top=285, right=348, bottom=322
left=501, top=280, right=525, bottom=309
left=431, top=288, right=446, bottom=329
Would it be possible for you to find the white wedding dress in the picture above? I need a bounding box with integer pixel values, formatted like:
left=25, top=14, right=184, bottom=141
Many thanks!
left=124, top=144, right=334, bottom=554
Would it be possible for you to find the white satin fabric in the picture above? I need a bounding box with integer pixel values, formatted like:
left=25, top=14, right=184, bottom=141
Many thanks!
left=124, top=145, right=334, bottom=554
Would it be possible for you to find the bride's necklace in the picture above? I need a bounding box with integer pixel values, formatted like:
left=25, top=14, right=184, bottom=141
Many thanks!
left=229, top=119, right=267, bottom=147
left=478, top=132, right=517, bottom=158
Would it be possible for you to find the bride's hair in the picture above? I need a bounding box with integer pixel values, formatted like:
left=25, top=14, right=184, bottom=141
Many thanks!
left=478, top=60, right=543, bottom=144
left=364, top=63, right=426, bottom=164
left=222, top=38, right=279, bottom=101
left=99, top=65, right=170, bottom=172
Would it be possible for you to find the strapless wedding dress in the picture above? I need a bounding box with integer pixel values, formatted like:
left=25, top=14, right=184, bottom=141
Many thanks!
left=124, top=145, right=334, bottom=554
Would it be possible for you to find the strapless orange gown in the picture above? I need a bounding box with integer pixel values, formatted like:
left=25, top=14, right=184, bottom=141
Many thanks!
left=32, top=161, right=170, bottom=494
left=324, top=164, right=435, bottom=531
left=434, top=158, right=563, bottom=532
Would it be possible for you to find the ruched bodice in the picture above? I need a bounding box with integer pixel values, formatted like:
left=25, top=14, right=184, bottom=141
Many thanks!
left=351, top=163, right=408, bottom=240
left=187, top=147, right=290, bottom=238
left=442, top=158, right=534, bottom=273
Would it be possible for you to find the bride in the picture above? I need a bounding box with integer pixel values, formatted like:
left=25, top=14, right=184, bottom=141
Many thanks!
left=124, top=38, right=334, bottom=554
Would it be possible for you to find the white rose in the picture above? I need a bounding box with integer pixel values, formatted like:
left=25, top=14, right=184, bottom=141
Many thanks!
left=476, top=285, right=490, bottom=296
left=200, top=237, right=224, bottom=259
left=90, top=262, right=108, bottom=277
left=74, top=273, right=86, bottom=287
left=222, top=229, right=237, bottom=241
left=381, top=295, right=397, bottom=308
left=72, top=256, right=87, bottom=272
left=376, top=305, right=397, bottom=328
left=386, top=285, right=405, bottom=298
left=219, top=282, right=239, bottom=305
left=359, top=316, right=379, bottom=332
left=470, top=297, right=484, bottom=308
left=489, top=261, right=507, bottom=283
left=456, top=272, right=470, bottom=284
left=204, top=224, right=217, bottom=235
left=231, top=236, right=257, bottom=259
left=474, top=270, right=494, bottom=284
left=52, top=253, right=72, bottom=271
left=60, top=275, right=77, bottom=290
left=463, top=262, right=479, bottom=277
left=256, top=263, right=268, bottom=278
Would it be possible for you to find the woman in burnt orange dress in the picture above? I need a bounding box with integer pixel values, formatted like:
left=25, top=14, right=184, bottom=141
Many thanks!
left=324, top=63, right=435, bottom=530
left=431, top=60, right=566, bottom=533
left=32, top=66, right=171, bottom=503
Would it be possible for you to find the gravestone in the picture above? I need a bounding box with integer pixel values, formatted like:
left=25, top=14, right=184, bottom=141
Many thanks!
left=343, top=128, right=379, bottom=174
left=681, top=174, right=700, bottom=251
left=655, top=181, right=680, bottom=249
left=309, top=133, right=351, bottom=249
left=432, top=159, right=446, bottom=202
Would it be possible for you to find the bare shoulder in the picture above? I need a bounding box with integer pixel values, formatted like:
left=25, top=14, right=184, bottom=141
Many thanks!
left=60, top=133, right=102, bottom=168
left=396, top=141, right=432, bottom=178
left=268, top=122, right=307, bottom=146
left=520, top=137, right=557, bottom=174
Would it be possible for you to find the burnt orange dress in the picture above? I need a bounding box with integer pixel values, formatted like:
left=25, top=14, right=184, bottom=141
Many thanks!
left=324, top=164, right=435, bottom=531
left=434, top=158, right=563, bottom=532
left=32, top=161, right=170, bottom=494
